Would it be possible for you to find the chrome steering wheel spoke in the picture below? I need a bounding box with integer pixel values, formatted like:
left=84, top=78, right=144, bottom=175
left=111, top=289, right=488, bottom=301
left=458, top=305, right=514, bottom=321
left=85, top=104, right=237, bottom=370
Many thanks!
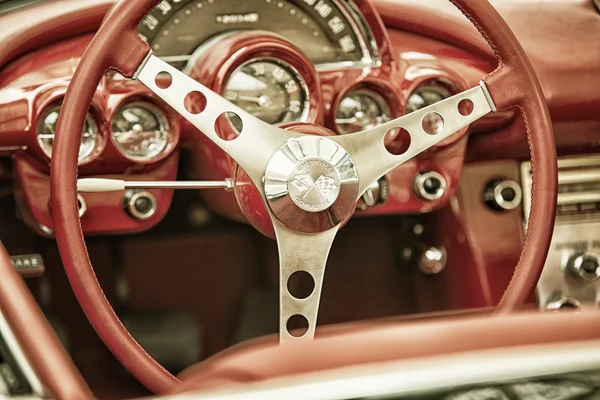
left=273, top=220, right=339, bottom=343
left=136, top=54, right=296, bottom=188
left=137, top=53, right=496, bottom=344
left=332, top=83, right=495, bottom=197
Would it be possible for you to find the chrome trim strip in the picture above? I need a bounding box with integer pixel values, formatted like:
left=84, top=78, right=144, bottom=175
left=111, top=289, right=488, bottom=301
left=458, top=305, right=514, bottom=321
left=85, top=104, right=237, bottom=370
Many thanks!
left=479, top=80, right=497, bottom=112
left=132, top=50, right=153, bottom=81
left=558, top=169, right=600, bottom=185
left=0, top=308, right=48, bottom=398
left=0, top=146, right=26, bottom=152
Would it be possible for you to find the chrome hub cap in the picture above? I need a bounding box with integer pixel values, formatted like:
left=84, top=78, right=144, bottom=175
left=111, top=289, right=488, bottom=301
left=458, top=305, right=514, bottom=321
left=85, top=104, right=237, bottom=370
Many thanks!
left=264, top=135, right=359, bottom=233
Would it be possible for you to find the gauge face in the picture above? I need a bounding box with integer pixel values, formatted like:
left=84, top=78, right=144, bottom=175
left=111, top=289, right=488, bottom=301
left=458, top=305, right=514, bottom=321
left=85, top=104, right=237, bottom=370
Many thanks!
left=37, top=106, right=98, bottom=163
left=111, top=102, right=169, bottom=161
left=138, top=0, right=369, bottom=69
left=224, top=59, right=309, bottom=131
left=335, top=89, right=391, bottom=134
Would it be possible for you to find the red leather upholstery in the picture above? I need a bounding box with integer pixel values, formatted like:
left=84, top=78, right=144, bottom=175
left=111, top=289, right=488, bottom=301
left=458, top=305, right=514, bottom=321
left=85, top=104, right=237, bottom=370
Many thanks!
left=172, top=308, right=600, bottom=392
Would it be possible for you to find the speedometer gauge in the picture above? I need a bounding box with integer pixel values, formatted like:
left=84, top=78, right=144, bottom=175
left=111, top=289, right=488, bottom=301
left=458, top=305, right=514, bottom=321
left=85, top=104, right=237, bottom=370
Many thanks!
left=138, top=0, right=373, bottom=69
left=224, top=59, right=309, bottom=131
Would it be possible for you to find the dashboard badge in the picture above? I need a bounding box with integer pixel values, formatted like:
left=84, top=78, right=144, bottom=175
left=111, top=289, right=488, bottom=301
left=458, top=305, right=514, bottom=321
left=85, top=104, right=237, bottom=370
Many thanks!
left=264, top=134, right=359, bottom=233
left=288, top=160, right=341, bottom=212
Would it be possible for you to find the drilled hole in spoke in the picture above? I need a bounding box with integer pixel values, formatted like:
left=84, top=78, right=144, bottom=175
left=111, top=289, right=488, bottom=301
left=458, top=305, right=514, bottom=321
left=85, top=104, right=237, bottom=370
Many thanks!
left=422, top=112, right=444, bottom=135
left=287, top=315, right=309, bottom=338
left=287, top=271, right=315, bottom=300
left=184, top=91, right=207, bottom=115
left=155, top=72, right=172, bottom=89
left=215, top=112, right=242, bottom=141
left=384, top=127, right=411, bottom=155
left=458, top=99, right=474, bottom=116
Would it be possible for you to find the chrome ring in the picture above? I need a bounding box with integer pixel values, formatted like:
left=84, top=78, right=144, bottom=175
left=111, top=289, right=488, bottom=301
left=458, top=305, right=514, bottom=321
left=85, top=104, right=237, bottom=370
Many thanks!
left=413, top=171, right=447, bottom=201
left=76, top=194, right=87, bottom=218
left=493, top=180, right=523, bottom=211
left=571, top=252, right=600, bottom=282
left=123, top=190, right=158, bottom=221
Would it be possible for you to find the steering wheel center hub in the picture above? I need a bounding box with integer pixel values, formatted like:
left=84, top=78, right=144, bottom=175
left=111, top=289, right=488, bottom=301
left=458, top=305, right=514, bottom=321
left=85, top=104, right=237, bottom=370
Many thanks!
left=287, top=158, right=341, bottom=212
left=264, top=135, right=359, bottom=233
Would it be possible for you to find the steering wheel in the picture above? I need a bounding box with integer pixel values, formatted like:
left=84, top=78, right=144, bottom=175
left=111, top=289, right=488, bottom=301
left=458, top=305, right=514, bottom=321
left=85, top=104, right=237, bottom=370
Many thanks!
left=51, top=0, right=557, bottom=395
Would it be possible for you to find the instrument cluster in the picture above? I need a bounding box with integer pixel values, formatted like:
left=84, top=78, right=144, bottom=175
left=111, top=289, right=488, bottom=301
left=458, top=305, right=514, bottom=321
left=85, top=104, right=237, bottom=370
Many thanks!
left=35, top=98, right=177, bottom=166
left=0, top=0, right=476, bottom=237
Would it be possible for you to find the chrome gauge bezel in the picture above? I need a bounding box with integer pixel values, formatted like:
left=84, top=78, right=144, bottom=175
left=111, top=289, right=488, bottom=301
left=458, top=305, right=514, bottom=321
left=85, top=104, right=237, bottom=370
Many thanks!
left=223, top=57, right=311, bottom=132
left=37, top=105, right=100, bottom=165
left=335, top=88, right=393, bottom=135
left=110, top=101, right=171, bottom=162
left=406, top=82, right=455, bottom=114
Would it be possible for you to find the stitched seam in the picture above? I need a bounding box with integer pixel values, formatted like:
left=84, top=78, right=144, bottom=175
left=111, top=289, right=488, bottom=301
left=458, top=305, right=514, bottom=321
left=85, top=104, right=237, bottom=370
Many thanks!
left=449, top=0, right=504, bottom=80
left=495, top=105, right=535, bottom=310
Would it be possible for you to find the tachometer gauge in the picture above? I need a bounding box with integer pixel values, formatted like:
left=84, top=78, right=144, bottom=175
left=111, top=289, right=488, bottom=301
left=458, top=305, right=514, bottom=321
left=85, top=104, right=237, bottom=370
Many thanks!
left=111, top=102, right=170, bottom=161
left=224, top=59, right=309, bottom=131
left=37, top=106, right=99, bottom=164
left=335, top=89, right=391, bottom=134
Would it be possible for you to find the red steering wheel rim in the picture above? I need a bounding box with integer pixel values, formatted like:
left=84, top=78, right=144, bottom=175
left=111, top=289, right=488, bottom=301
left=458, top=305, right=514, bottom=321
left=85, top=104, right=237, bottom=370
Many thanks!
left=50, top=0, right=557, bottom=394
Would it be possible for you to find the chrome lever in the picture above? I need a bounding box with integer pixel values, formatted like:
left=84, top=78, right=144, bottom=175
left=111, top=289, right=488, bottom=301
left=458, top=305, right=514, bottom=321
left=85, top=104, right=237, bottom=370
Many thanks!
left=77, top=178, right=235, bottom=193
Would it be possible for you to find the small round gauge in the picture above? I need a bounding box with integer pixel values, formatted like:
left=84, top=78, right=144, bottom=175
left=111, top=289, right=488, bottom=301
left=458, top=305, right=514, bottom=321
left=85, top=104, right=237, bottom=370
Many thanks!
left=335, top=89, right=392, bottom=134
left=111, top=102, right=170, bottom=161
left=37, top=106, right=99, bottom=163
left=406, top=83, right=453, bottom=137
left=406, top=83, right=453, bottom=113
left=224, top=59, right=309, bottom=132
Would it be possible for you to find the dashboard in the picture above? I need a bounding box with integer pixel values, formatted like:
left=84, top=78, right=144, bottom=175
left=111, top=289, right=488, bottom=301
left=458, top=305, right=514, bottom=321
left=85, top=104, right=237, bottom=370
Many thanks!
left=0, top=0, right=527, bottom=237
left=139, top=0, right=377, bottom=69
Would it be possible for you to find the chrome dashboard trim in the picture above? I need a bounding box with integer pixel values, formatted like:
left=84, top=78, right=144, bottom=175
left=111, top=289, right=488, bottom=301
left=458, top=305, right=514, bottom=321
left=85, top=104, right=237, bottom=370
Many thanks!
left=522, top=154, right=600, bottom=308
left=479, top=80, right=497, bottom=112
left=0, top=307, right=47, bottom=398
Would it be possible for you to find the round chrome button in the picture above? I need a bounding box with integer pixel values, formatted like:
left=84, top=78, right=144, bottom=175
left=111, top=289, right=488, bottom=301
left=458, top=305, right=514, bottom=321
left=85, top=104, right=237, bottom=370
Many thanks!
left=264, top=135, right=359, bottom=233
left=287, top=158, right=341, bottom=212
left=568, top=251, right=600, bottom=282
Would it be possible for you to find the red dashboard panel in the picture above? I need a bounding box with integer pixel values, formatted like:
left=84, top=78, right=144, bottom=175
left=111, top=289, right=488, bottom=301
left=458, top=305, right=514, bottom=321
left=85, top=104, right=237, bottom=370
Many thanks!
left=0, top=0, right=563, bottom=236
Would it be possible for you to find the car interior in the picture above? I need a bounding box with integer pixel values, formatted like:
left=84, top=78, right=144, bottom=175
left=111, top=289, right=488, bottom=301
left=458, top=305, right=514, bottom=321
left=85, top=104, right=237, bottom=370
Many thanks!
left=0, top=0, right=599, bottom=398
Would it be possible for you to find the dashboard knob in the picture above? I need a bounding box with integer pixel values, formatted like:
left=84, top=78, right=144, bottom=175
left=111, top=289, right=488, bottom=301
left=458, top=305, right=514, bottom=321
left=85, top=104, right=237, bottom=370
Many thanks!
left=357, top=177, right=389, bottom=211
left=418, top=246, right=447, bottom=275
left=546, top=293, right=581, bottom=310
left=567, top=251, right=600, bottom=282
left=413, top=171, right=446, bottom=201
left=76, top=194, right=87, bottom=218
left=123, top=190, right=157, bottom=221
left=484, top=179, right=523, bottom=211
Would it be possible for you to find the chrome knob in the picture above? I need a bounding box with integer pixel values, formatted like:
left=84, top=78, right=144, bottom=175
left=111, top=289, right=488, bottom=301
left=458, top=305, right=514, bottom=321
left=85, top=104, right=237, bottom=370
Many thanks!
left=357, top=177, right=389, bottom=211
left=413, top=171, right=446, bottom=201
left=76, top=194, right=87, bottom=218
left=123, top=190, right=157, bottom=220
left=419, top=246, right=447, bottom=275
left=546, top=294, right=581, bottom=310
left=484, top=179, right=522, bottom=211
left=567, top=251, right=600, bottom=282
